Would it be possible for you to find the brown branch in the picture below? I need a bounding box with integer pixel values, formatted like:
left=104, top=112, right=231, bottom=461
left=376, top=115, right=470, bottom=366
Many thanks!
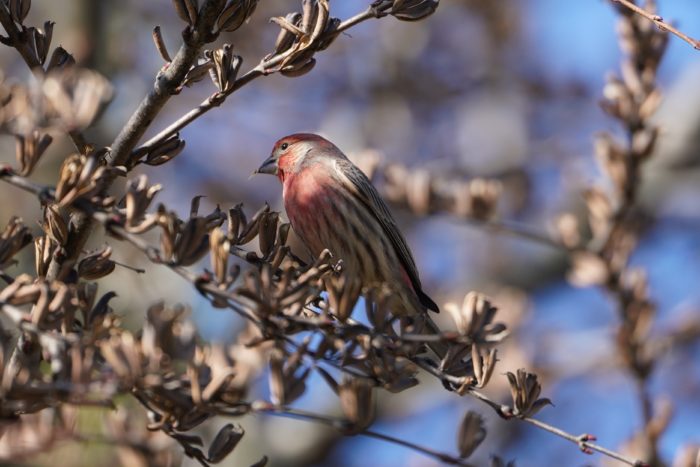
left=44, top=0, right=226, bottom=283
left=134, top=4, right=390, bottom=155
left=449, top=216, right=570, bottom=251
left=106, top=0, right=226, bottom=168
left=0, top=167, right=647, bottom=467
left=611, top=0, right=700, bottom=50
left=522, top=417, right=646, bottom=467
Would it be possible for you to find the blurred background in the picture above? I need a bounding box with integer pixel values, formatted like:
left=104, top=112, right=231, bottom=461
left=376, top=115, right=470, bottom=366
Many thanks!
left=1, top=0, right=699, bottom=465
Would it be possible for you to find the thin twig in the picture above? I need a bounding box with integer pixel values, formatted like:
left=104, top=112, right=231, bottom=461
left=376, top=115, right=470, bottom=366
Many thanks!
left=251, top=402, right=476, bottom=467
left=522, top=417, right=646, bottom=467
left=450, top=216, right=570, bottom=251
left=611, top=0, right=700, bottom=50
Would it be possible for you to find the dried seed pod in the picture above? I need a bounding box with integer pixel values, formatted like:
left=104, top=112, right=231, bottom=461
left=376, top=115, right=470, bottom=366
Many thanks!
left=15, top=131, right=53, bottom=176
left=583, top=187, right=612, bottom=240
left=143, top=134, right=186, bottom=166
left=466, top=178, right=501, bottom=220
left=209, top=44, right=240, bottom=92
left=171, top=0, right=190, bottom=23
left=444, top=292, right=507, bottom=343
left=238, top=203, right=269, bottom=245
left=43, top=68, right=113, bottom=130
left=33, top=21, right=55, bottom=65
left=273, top=12, right=302, bottom=54
left=43, top=204, right=68, bottom=245
left=280, top=57, right=316, bottom=78
left=184, top=0, right=199, bottom=25
left=300, top=0, right=317, bottom=34
left=78, top=246, right=116, bottom=280
left=316, top=17, right=341, bottom=51
left=554, top=213, right=580, bottom=249
left=173, top=217, right=210, bottom=266
left=277, top=222, right=290, bottom=246
left=227, top=204, right=244, bottom=241
left=207, top=424, right=244, bottom=463
left=209, top=228, right=230, bottom=284
left=405, top=169, right=431, bottom=215
left=152, top=26, right=172, bottom=62
left=9, top=0, right=31, bottom=24
left=55, top=152, right=108, bottom=207
left=338, top=378, right=374, bottom=431
left=45, top=46, right=75, bottom=72
left=269, top=245, right=288, bottom=270
left=309, top=0, right=329, bottom=44
left=34, top=235, right=55, bottom=277
left=639, top=88, right=662, bottom=120
left=0, top=217, right=32, bottom=266
left=632, top=127, right=658, bottom=159
left=471, top=345, right=497, bottom=388
left=505, top=368, right=552, bottom=418
left=388, top=0, right=439, bottom=21
left=270, top=349, right=285, bottom=405
left=457, top=411, right=486, bottom=458
left=217, top=0, right=258, bottom=32
left=183, top=60, right=214, bottom=87
left=257, top=212, right=278, bottom=257
left=125, top=175, right=162, bottom=231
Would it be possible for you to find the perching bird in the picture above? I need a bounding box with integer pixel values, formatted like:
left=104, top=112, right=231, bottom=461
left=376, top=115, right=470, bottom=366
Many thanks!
left=256, top=134, right=441, bottom=338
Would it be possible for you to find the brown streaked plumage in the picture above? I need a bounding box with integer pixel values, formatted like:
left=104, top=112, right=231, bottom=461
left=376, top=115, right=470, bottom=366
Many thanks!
left=256, top=133, right=439, bottom=318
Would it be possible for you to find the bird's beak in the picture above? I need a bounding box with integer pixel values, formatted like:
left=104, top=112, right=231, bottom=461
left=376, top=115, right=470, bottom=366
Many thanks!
left=254, top=155, right=278, bottom=176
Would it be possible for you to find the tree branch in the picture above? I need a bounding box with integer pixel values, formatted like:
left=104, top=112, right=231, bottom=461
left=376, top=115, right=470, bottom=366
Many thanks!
left=134, top=4, right=389, bottom=155
left=611, top=0, right=700, bottom=50
left=105, top=0, right=226, bottom=167
left=0, top=167, right=646, bottom=467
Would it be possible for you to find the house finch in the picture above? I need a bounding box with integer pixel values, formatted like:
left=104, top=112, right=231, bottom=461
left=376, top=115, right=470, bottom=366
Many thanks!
left=256, top=134, right=441, bottom=336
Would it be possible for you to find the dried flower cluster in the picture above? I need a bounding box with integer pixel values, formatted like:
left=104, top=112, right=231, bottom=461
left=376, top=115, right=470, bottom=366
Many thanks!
left=552, top=1, right=670, bottom=464
left=0, top=0, right=692, bottom=466
left=349, top=150, right=502, bottom=221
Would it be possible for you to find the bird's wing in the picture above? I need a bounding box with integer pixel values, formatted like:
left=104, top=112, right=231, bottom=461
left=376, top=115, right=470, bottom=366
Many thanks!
left=336, top=158, right=439, bottom=312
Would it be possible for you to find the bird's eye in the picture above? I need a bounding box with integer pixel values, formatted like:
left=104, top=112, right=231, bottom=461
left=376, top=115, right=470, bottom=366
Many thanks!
left=280, top=142, right=289, bottom=150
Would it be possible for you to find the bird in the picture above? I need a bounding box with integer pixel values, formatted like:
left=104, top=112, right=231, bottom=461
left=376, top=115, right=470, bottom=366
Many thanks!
left=255, top=133, right=442, bottom=342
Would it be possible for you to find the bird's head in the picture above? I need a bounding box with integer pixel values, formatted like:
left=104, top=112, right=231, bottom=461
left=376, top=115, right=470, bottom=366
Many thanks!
left=255, top=133, right=337, bottom=182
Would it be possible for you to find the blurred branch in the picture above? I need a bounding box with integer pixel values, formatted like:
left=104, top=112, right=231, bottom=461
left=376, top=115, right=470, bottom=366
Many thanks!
left=0, top=3, right=89, bottom=153
left=248, top=401, right=476, bottom=467
left=611, top=0, right=700, bottom=50
left=648, top=316, right=700, bottom=359
left=355, top=156, right=571, bottom=251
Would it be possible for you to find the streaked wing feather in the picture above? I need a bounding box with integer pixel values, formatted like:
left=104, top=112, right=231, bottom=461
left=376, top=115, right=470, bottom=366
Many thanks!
left=336, top=158, right=439, bottom=312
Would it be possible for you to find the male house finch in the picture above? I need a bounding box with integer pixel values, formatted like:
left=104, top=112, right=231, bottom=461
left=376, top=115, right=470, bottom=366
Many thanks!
left=256, top=134, right=440, bottom=332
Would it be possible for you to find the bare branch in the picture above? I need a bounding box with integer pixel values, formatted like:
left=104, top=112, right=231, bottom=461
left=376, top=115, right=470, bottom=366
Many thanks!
left=611, top=0, right=700, bottom=50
